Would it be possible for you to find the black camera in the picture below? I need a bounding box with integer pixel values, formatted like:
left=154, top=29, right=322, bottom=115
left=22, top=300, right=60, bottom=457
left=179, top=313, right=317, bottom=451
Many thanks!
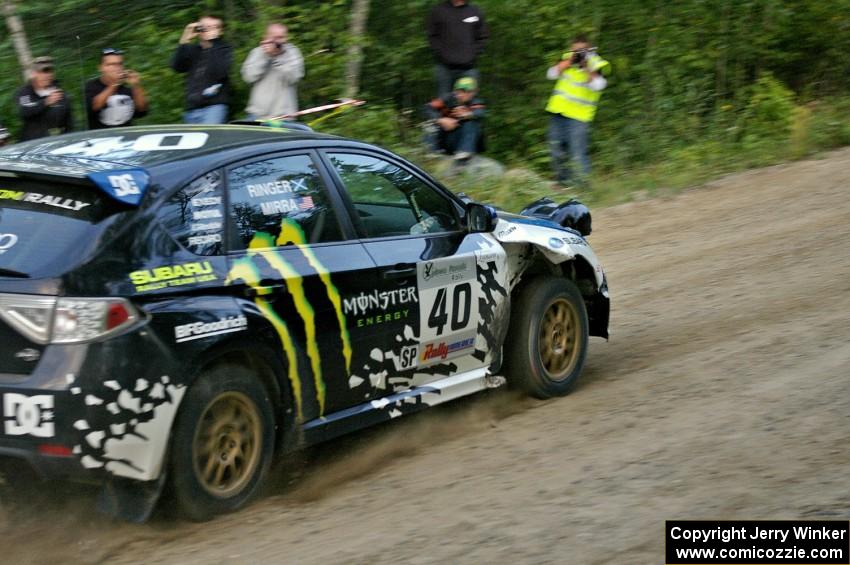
left=195, top=25, right=206, bottom=33
left=571, top=50, right=586, bottom=65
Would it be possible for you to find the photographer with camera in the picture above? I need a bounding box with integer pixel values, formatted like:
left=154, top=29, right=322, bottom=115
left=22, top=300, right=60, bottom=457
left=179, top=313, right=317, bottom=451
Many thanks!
left=15, top=56, right=74, bottom=140
left=424, top=76, right=485, bottom=162
left=545, top=34, right=610, bottom=189
left=171, top=15, right=233, bottom=124
left=85, top=49, right=148, bottom=129
left=240, top=23, right=304, bottom=120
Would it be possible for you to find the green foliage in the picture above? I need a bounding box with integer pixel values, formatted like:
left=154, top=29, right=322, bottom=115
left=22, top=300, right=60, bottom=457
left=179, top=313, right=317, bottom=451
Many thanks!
left=1, top=0, right=849, bottom=208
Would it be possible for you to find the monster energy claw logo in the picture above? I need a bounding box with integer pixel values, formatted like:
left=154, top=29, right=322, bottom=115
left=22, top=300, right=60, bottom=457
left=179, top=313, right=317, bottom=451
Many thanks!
left=225, top=220, right=351, bottom=420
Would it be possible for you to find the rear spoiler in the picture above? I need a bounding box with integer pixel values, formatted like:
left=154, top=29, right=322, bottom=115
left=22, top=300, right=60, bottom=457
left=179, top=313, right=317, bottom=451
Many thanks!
left=0, top=159, right=150, bottom=207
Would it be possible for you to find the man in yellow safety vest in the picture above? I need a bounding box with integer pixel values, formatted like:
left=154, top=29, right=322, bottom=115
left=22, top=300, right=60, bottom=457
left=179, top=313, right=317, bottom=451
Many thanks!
left=545, top=34, right=610, bottom=188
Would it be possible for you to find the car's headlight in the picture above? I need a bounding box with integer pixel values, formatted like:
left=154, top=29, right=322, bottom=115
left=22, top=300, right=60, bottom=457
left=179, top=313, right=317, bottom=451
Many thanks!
left=0, top=294, right=140, bottom=344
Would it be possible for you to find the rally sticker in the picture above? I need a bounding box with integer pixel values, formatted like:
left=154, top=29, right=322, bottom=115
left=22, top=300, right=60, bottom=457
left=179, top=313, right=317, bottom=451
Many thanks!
left=0, top=189, right=90, bottom=211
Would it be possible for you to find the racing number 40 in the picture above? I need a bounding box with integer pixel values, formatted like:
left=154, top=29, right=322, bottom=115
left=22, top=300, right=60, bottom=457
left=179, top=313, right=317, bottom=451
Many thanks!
left=427, top=282, right=472, bottom=336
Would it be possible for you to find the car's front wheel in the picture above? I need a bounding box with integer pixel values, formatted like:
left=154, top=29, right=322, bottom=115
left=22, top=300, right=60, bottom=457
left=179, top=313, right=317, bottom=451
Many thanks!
left=504, top=276, right=589, bottom=398
left=170, top=364, right=276, bottom=521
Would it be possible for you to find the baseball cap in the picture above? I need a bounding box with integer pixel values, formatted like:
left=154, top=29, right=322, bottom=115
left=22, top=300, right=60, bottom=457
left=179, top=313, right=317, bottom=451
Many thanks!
left=31, top=56, right=54, bottom=72
left=454, top=77, right=478, bottom=92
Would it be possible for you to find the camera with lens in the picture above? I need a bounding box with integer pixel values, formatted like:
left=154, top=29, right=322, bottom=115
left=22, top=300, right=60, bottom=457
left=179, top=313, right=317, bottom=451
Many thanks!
left=571, top=50, right=587, bottom=65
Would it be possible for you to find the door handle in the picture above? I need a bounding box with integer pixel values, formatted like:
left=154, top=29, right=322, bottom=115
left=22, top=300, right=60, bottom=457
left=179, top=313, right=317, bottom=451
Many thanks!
left=382, top=265, right=416, bottom=279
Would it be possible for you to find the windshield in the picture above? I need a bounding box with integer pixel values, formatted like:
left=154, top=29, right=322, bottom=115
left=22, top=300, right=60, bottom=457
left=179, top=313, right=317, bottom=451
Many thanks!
left=0, top=177, right=123, bottom=278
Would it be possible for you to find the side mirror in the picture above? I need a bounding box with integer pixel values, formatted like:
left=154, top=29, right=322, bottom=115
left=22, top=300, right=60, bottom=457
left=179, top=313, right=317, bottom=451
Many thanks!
left=466, top=202, right=497, bottom=233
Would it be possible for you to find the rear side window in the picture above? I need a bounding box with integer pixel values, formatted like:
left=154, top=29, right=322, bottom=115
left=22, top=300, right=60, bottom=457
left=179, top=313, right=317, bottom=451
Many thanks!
left=158, top=170, right=225, bottom=256
left=0, top=178, right=118, bottom=277
left=227, top=154, right=342, bottom=249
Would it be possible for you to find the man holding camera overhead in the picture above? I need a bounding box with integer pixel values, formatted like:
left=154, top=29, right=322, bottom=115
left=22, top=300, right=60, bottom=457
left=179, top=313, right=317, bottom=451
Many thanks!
left=240, top=23, right=304, bottom=121
left=172, top=15, right=233, bottom=124
left=85, top=49, right=148, bottom=129
left=545, top=34, right=610, bottom=189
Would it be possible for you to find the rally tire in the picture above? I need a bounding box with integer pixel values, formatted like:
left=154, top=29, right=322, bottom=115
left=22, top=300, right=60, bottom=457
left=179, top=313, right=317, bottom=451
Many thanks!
left=504, top=276, right=589, bottom=399
left=170, top=364, right=276, bottom=521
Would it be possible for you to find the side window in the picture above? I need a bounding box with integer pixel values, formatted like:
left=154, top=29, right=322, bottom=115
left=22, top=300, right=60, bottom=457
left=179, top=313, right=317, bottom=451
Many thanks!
left=227, top=154, right=343, bottom=249
left=159, top=170, right=225, bottom=256
left=327, top=153, right=460, bottom=238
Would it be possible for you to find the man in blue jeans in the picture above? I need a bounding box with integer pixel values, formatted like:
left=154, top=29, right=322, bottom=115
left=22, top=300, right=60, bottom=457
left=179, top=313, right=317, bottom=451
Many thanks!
left=424, top=76, right=485, bottom=162
left=172, top=15, right=233, bottom=124
left=545, top=35, right=610, bottom=189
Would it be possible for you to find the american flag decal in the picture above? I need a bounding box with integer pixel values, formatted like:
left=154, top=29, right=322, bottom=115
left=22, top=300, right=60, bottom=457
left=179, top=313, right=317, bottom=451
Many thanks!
left=299, top=196, right=314, bottom=210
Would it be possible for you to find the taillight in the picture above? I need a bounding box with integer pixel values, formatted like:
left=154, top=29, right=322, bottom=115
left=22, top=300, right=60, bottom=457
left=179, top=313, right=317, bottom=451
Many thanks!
left=0, top=294, right=140, bottom=344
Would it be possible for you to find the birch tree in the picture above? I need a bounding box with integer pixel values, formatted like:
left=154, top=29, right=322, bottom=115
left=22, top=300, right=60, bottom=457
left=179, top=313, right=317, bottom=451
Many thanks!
left=3, top=0, right=32, bottom=81
left=344, top=0, right=370, bottom=99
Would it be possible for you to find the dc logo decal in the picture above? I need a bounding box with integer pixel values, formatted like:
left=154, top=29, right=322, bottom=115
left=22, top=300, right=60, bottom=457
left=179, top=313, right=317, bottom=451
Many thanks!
left=3, top=393, right=55, bottom=437
left=108, top=174, right=141, bottom=197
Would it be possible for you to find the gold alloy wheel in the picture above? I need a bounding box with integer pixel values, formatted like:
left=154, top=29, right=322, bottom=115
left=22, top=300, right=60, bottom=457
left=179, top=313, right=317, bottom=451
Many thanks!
left=192, top=391, right=263, bottom=498
left=538, top=297, right=581, bottom=381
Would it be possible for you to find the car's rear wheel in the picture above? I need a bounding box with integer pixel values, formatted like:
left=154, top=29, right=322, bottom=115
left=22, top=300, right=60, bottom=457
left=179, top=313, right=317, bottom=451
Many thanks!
left=170, top=364, right=275, bottom=521
left=504, top=276, right=589, bottom=398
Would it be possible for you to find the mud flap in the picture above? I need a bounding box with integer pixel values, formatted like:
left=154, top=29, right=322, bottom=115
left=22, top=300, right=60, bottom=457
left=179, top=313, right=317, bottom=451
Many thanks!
left=97, top=472, right=166, bottom=523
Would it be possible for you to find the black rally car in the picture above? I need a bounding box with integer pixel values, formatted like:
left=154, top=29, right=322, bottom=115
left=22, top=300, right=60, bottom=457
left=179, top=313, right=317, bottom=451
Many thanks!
left=0, top=125, right=608, bottom=520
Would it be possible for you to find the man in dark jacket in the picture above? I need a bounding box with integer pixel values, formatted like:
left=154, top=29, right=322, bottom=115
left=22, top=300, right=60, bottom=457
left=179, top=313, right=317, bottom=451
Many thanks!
left=171, top=15, right=233, bottom=124
left=15, top=56, right=73, bottom=141
left=427, top=0, right=489, bottom=95
left=424, top=76, right=485, bottom=161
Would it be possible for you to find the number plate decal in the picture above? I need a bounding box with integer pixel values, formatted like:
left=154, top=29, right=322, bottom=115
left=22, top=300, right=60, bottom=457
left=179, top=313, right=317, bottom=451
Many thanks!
left=417, top=256, right=479, bottom=365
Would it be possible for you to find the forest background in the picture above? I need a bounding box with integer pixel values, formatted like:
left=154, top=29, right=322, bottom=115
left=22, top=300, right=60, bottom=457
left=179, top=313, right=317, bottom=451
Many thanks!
left=1, top=0, right=849, bottom=209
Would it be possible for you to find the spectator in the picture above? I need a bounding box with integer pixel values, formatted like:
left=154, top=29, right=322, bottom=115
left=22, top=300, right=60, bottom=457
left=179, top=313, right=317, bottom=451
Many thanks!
left=172, top=15, right=233, bottom=124
left=241, top=23, right=304, bottom=120
left=545, top=35, right=610, bottom=189
left=424, top=76, right=485, bottom=162
left=85, top=48, right=149, bottom=129
left=427, top=0, right=489, bottom=96
left=15, top=56, right=73, bottom=141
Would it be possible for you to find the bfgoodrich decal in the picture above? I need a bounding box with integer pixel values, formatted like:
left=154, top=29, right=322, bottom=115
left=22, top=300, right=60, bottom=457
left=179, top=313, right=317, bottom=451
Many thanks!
left=174, top=315, right=248, bottom=343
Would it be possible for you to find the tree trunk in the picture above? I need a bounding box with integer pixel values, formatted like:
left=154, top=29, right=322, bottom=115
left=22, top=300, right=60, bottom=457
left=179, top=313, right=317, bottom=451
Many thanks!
left=3, top=0, right=32, bottom=82
left=344, top=0, right=370, bottom=99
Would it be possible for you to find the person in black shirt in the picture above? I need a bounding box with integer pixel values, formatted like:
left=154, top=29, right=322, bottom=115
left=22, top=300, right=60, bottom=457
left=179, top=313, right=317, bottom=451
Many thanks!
left=427, top=0, right=489, bottom=96
left=15, top=56, right=73, bottom=141
left=85, top=48, right=149, bottom=129
left=171, top=15, right=233, bottom=124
